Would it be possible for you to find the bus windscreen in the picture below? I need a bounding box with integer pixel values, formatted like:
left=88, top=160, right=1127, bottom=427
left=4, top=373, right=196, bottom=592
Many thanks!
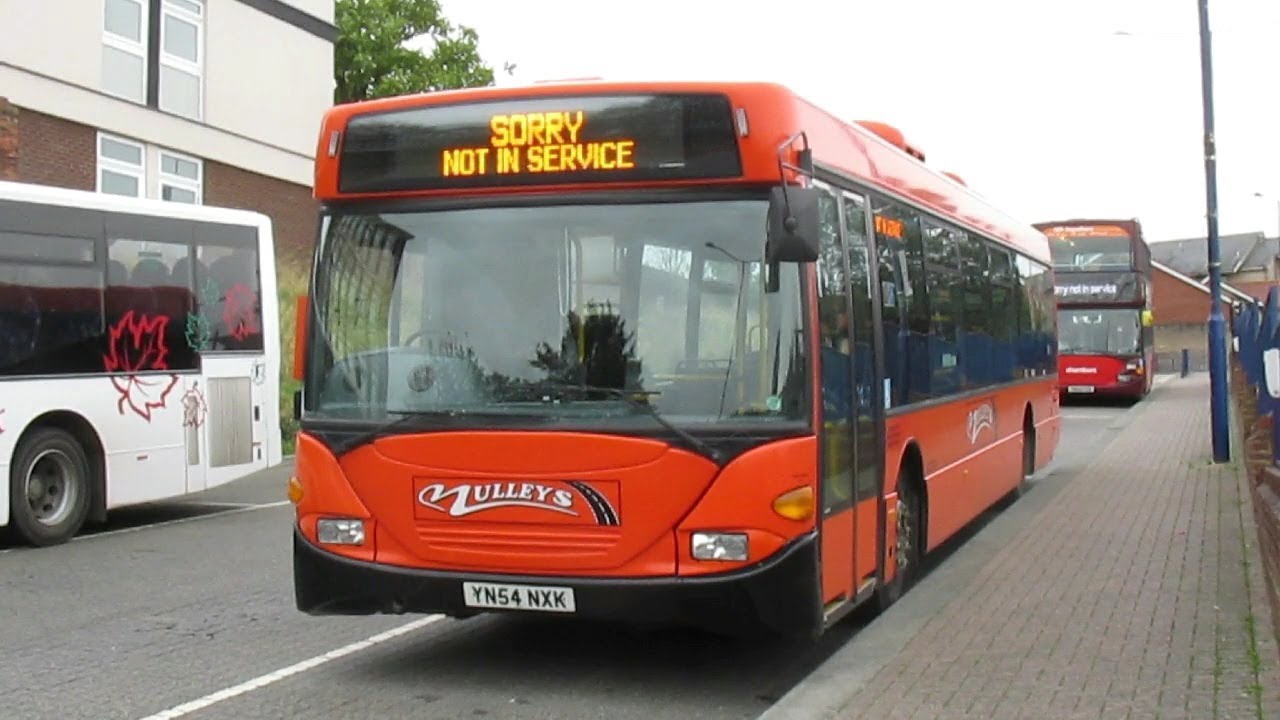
left=338, top=93, right=743, bottom=193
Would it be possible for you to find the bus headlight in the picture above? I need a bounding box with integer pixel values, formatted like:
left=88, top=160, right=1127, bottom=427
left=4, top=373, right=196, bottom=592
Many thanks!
left=317, top=518, right=366, bottom=546
left=692, top=532, right=748, bottom=561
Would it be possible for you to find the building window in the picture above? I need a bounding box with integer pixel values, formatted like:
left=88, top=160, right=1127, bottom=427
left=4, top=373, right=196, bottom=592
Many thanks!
left=102, top=0, right=147, bottom=103
left=97, top=133, right=146, bottom=198
left=159, top=0, right=204, bottom=120
left=159, top=150, right=202, bottom=204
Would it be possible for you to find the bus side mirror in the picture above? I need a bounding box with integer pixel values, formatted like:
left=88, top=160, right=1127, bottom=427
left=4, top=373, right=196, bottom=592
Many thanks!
left=766, top=185, right=820, bottom=263
left=1141, top=310, right=1154, bottom=327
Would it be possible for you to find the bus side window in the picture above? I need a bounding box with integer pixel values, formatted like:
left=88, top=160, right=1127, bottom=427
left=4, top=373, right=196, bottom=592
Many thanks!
left=958, top=232, right=992, bottom=390
left=103, top=212, right=199, bottom=372
left=194, top=222, right=264, bottom=352
left=987, top=246, right=1016, bottom=383
left=922, top=222, right=961, bottom=396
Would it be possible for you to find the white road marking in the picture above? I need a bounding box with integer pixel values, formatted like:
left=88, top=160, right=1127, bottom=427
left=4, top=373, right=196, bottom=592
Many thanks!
left=75, top=501, right=292, bottom=542
left=0, top=501, right=291, bottom=555
left=136, top=616, right=445, bottom=720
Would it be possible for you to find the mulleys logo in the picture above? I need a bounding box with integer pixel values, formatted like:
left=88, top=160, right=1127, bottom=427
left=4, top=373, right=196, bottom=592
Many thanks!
left=966, top=402, right=995, bottom=445
left=418, top=482, right=577, bottom=518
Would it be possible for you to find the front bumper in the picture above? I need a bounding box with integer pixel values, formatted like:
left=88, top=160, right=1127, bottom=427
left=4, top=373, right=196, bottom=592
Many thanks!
left=293, top=527, right=822, bottom=637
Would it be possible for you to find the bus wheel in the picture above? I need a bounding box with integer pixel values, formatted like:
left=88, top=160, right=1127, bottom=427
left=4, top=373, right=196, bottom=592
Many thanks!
left=1020, top=416, right=1037, bottom=491
left=8, top=428, right=92, bottom=547
left=877, top=468, right=921, bottom=611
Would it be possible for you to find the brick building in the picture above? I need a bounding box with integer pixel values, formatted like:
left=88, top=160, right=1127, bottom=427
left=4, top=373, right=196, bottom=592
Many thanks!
left=1151, top=232, right=1279, bottom=303
left=0, top=0, right=334, bottom=277
left=1151, top=259, right=1252, bottom=359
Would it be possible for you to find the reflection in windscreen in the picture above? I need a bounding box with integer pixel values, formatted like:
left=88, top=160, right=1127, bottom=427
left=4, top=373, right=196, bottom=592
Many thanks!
left=1057, top=308, right=1140, bottom=355
left=306, top=200, right=809, bottom=428
left=1049, top=236, right=1132, bottom=271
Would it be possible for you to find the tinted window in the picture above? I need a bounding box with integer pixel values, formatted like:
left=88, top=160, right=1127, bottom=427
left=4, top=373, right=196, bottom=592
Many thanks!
left=987, top=246, right=1016, bottom=383
left=0, top=199, right=262, bottom=378
left=0, top=263, right=105, bottom=375
left=879, top=201, right=929, bottom=403
left=816, top=187, right=854, bottom=513
left=841, top=192, right=879, bottom=503
left=192, top=222, right=264, bottom=352
left=958, top=232, right=991, bottom=389
left=1016, top=255, right=1057, bottom=375
left=873, top=199, right=907, bottom=407
left=104, top=213, right=199, bottom=372
left=923, top=221, right=962, bottom=395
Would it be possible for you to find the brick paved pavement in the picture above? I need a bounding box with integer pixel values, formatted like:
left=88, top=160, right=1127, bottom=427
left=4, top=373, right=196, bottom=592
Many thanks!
left=831, top=375, right=1280, bottom=719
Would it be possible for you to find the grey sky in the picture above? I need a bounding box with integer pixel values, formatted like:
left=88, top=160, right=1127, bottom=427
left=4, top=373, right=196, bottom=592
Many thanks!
left=439, top=0, right=1279, bottom=242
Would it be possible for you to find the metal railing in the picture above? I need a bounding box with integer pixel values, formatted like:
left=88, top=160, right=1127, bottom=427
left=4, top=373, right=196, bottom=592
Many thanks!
left=1231, top=289, right=1280, bottom=461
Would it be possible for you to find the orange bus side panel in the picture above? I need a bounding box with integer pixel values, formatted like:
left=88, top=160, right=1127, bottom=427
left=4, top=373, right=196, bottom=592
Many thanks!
left=883, top=379, right=1058, bottom=554
left=820, top=509, right=855, bottom=603
left=293, top=432, right=376, bottom=563
left=856, top=497, right=880, bottom=584
left=676, top=436, right=817, bottom=577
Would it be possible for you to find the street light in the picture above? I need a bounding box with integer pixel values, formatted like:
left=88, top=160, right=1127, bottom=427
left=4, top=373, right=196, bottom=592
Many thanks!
left=1254, top=192, right=1280, bottom=238
left=1199, top=0, right=1231, bottom=462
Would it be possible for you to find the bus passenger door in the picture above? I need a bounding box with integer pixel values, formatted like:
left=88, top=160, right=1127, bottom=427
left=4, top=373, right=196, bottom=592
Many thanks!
left=814, top=184, right=860, bottom=609
left=841, top=191, right=882, bottom=595
left=197, top=355, right=271, bottom=490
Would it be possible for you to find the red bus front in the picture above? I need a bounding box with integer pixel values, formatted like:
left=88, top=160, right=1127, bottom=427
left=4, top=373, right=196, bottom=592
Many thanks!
left=1057, top=307, right=1152, bottom=399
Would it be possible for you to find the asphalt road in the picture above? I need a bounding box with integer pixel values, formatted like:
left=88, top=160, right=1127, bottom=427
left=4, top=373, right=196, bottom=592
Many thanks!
left=0, top=394, right=1140, bottom=720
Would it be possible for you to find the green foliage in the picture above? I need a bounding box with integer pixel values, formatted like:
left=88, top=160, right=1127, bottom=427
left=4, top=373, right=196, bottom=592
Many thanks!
left=277, top=263, right=310, bottom=455
left=334, top=0, right=507, bottom=103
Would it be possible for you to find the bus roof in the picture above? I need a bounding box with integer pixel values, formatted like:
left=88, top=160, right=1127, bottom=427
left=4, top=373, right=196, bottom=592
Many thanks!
left=0, top=180, right=271, bottom=229
left=315, top=80, right=1050, bottom=264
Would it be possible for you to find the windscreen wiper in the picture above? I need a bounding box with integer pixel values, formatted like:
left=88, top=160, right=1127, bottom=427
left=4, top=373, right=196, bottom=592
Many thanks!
left=533, top=383, right=724, bottom=464
left=329, top=411, right=437, bottom=456
left=329, top=409, right=549, bottom=456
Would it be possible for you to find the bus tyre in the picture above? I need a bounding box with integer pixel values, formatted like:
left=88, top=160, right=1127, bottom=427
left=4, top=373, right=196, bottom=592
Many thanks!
left=877, top=469, right=921, bottom=611
left=8, top=428, right=92, bottom=547
left=1020, top=418, right=1037, bottom=494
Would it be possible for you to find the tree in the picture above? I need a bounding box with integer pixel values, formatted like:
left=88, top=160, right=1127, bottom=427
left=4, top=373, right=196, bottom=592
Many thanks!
left=334, top=0, right=508, bottom=103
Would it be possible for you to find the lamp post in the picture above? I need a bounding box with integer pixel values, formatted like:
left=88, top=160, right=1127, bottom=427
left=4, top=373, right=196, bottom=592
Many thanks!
left=1254, top=192, right=1280, bottom=238
left=1199, top=0, right=1230, bottom=462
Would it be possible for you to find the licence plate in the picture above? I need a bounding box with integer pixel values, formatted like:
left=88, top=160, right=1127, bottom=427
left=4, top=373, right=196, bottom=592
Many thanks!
left=1067, top=385, right=1095, bottom=394
left=462, top=581, right=576, bottom=613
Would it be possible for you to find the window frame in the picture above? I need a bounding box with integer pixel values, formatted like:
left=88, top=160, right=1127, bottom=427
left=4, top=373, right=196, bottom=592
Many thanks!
left=158, top=0, right=205, bottom=120
left=158, top=149, right=204, bottom=204
left=101, top=0, right=148, bottom=103
left=96, top=132, right=147, bottom=199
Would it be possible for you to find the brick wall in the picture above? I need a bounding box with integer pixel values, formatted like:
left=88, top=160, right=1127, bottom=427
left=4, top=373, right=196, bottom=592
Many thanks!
left=0, top=97, right=16, bottom=181
left=13, top=106, right=95, bottom=191
left=1155, top=324, right=1207, bottom=355
left=203, top=160, right=317, bottom=277
left=1153, top=265, right=1229, bottom=325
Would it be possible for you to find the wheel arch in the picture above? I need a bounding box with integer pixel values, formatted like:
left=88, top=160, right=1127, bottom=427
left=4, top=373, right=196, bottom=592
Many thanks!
left=16, top=411, right=107, bottom=524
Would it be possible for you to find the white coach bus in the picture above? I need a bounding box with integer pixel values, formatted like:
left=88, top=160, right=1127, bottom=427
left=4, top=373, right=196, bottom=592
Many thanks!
left=0, top=181, right=283, bottom=546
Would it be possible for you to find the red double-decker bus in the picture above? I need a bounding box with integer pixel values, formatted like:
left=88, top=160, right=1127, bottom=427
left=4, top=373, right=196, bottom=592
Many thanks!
left=1034, top=220, right=1155, bottom=401
left=288, top=80, right=1061, bottom=638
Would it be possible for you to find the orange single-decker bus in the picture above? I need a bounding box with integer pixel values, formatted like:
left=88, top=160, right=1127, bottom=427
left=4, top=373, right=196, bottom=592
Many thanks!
left=288, top=80, right=1061, bottom=639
